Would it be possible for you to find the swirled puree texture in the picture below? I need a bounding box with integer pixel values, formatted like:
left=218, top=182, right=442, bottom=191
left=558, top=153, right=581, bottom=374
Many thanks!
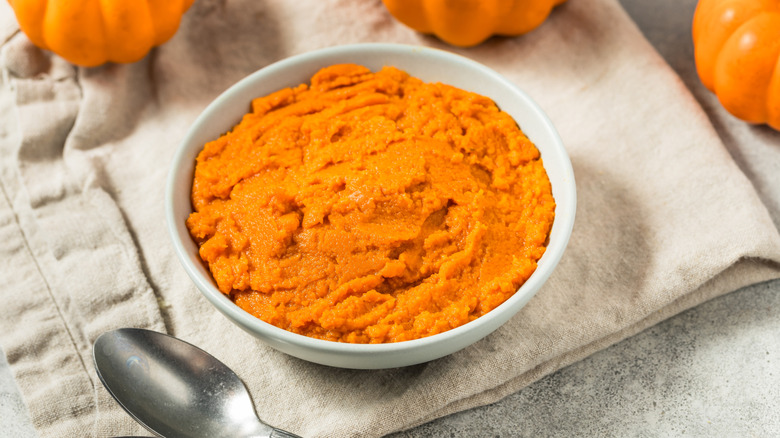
left=187, top=64, right=555, bottom=343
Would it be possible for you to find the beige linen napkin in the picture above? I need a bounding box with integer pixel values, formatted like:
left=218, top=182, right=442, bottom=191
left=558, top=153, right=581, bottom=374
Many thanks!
left=1, top=0, right=779, bottom=437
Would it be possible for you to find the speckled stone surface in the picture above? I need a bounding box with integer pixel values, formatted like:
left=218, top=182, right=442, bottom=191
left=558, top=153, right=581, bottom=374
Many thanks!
left=2, top=0, right=779, bottom=437
left=0, top=348, right=38, bottom=438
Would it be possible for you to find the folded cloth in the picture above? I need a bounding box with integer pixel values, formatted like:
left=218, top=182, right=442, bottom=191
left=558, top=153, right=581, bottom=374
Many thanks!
left=1, top=0, right=779, bottom=436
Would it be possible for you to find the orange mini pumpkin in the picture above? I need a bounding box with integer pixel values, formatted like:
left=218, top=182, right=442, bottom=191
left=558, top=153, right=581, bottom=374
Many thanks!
left=7, top=0, right=195, bottom=67
left=382, top=0, right=568, bottom=47
left=692, top=0, right=780, bottom=130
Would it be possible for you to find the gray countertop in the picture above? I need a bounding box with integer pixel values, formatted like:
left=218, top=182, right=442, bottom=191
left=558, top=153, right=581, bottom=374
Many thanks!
left=3, top=0, right=779, bottom=436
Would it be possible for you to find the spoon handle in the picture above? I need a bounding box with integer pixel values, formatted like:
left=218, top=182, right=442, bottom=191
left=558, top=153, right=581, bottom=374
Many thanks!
left=270, top=429, right=303, bottom=438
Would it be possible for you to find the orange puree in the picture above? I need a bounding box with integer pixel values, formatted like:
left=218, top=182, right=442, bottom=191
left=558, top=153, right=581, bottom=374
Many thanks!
left=186, top=64, right=555, bottom=343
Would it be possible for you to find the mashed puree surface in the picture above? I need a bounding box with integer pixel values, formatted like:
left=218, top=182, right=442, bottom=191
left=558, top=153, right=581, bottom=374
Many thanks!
left=187, top=64, right=555, bottom=343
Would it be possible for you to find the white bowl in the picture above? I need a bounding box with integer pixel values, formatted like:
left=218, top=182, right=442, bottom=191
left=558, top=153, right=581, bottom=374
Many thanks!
left=166, top=43, right=576, bottom=369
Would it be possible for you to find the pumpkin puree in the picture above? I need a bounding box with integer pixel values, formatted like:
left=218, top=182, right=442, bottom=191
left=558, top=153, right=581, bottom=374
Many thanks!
left=186, top=64, right=555, bottom=343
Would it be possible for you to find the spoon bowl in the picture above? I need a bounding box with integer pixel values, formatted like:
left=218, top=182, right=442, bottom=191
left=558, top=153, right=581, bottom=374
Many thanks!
left=93, top=328, right=299, bottom=438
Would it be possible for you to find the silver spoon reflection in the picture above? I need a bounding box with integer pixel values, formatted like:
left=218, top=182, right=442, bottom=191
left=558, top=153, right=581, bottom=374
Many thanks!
left=93, top=328, right=300, bottom=438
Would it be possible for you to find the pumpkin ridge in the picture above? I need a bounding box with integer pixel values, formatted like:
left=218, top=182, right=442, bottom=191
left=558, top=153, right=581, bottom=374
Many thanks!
left=496, top=1, right=554, bottom=36
left=715, top=14, right=778, bottom=122
left=95, top=0, right=111, bottom=65
left=6, top=0, right=42, bottom=49
left=767, top=55, right=780, bottom=129
left=381, top=0, right=567, bottom=47
left=762, top=12, right=780, bottom=129
left=693, top=0, right=780, bottom=130
left=9, top=0, right=194, bottom=67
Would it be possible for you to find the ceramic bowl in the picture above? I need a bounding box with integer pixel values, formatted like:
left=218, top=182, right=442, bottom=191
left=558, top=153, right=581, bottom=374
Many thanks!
left=166, top=43, right=576, bottom=369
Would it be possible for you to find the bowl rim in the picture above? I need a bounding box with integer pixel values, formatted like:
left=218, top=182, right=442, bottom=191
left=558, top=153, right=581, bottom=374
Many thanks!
left=165, top=42, right=576, bottom=362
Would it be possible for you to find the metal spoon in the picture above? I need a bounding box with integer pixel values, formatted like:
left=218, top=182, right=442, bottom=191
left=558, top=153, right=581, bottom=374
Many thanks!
left=93, top=328, right=301, bottom=438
